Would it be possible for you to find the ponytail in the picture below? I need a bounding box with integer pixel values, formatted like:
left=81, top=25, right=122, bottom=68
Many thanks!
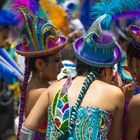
left=17, top=58, right=31, bottom=139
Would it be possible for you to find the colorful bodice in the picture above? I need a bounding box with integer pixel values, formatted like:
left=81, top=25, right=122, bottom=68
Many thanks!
left=46, top=106, right=112, bottom=140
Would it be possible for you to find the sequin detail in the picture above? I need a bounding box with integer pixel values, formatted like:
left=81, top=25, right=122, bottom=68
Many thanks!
left=47, top=106, right=112, bottom=140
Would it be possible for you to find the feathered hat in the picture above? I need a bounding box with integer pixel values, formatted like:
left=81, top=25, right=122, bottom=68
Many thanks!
left=91, top=0, right=140, bottom=30
left=12, top=0, right=67, bottom=57
left=90, top=0, right=140, bottom=82
left=73, top=14, right=122, bottom=67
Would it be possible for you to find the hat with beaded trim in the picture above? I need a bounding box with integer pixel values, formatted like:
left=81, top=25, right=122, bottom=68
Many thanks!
left=73, top=14, right=122, bottom=67
left=15, top=6, right=67, bottom=57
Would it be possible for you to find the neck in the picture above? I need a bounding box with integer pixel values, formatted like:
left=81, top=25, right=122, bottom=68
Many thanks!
left=95, top=76, right=110, bottom=84
left=30, top=73, right=50, bottom=88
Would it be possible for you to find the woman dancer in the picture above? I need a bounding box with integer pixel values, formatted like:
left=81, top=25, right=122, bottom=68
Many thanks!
left=20, top=15, right=124, bottom=140
left=125, top=25, right=140, bottom=140
left=13, top=4, right=67, bottom=139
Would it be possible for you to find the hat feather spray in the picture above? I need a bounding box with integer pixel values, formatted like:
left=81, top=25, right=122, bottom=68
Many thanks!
left=91, top=0, right=140, bottom=29
left=39, top=0, right=71, bottom=35
left=91, top=0, right=140, bottom=83
left=11, top=0, right=49, bottom=27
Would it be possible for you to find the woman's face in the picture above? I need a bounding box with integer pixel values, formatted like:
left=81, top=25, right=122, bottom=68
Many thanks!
left=127, top=56, right=140, bottom=81
left=43, top=51, right=63, bottom=81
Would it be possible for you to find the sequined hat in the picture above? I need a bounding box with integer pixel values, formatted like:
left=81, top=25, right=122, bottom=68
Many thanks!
left=73, top=15, right=122, bottom=67
left=15, top=7, right=67, bottom=57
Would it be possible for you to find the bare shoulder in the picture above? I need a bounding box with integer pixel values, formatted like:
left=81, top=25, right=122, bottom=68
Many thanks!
left=129, top=94, right=140, bottom=110
left=27, top=88, right=48, bottom=100
left=104, top=83, right=125, bottom=106
left=48, top=79, right=67, bottom=92
left=47, top=79, right=67, bottom=104
left=106, top=83, right=124, bottom=98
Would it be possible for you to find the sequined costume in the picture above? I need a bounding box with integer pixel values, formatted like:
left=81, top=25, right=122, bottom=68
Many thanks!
left=47, top=106, right=112, bottom=140
left=46, top=74, right=112, bottom=140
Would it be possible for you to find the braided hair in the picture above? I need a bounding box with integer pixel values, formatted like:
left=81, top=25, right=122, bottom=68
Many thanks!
left=17, top=56, right=49, bottom=139
left=17, top=58, right=31, bottom=139
left=58, top=66, right=101, bottom=139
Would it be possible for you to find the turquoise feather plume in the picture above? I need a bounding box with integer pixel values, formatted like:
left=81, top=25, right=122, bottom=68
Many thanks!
left=91, top=0, right=140, bottom=29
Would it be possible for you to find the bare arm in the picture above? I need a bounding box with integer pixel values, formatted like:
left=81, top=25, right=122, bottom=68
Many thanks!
left=107, top=89, right=125, bottom=140
left=25, top=90, right=44, bottom=117
left=125, top=95, right=140, bottom=140
left=24, top=91, right=49, bottom=131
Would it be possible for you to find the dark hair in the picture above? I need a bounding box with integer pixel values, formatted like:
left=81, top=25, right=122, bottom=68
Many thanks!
left=17, top=55, right=48, bottom=138
left=76, top=59, right=104, bottom=77
left=28, top=55, right=48, bottom=71
left=61, top=45, right=76, bottom=62
left=126, top=39, right=140, bottom=60
left=0, top=24, right=9, bottom=30
left=17, top=58, right=31, bottom=139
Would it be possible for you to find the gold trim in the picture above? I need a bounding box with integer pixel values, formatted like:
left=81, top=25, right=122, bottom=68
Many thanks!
left=19, top=7, right=38, bottom=51
left=16, top=38, right=67, bottom=57
left=42, top=26, right=57, bottom=50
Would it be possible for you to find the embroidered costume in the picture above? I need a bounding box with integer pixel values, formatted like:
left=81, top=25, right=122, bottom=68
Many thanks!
left=46, top=14, right=121, bottom=140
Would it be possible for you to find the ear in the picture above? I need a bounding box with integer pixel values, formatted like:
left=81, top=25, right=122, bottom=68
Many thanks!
left=35, top=59, right=46, bottom=72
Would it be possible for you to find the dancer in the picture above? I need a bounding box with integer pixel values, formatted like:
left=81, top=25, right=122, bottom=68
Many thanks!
left=20, top=15, right=124, bottom=140
left=12, top=2, right=67, bottom=139
left=125, top=25, right=140, bottom=140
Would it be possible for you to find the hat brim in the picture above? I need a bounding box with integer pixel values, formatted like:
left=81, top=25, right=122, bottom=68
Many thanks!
left=128, top=25, right=140, bottom=35
left=15, top=36, right=67, bottom=57
left=73, top=37, right=122, bottom=67
left=128, top=25, right=140, bottom=42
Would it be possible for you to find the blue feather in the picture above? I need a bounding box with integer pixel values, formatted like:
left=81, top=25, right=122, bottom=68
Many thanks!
left=123, top=0, right=140, bottom=10
left=91, top=0, right=140, bottom=29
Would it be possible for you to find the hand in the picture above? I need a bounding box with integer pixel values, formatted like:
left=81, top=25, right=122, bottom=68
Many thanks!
left=121, top=82, right=135, bottom=101
left=111, top=72, right=122, bottom=87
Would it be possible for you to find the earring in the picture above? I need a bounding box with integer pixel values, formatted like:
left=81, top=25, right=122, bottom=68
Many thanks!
left=39, top=72, right=43, bottom=81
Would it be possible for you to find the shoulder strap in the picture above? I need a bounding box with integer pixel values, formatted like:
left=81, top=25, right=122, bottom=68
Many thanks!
left=52, top=76, right=72, bottom=135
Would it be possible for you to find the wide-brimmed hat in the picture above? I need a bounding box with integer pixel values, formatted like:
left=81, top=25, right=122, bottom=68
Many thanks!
left=15, top=7, right=67, bottom=57
left=73, top=15, right=122, bottom=67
